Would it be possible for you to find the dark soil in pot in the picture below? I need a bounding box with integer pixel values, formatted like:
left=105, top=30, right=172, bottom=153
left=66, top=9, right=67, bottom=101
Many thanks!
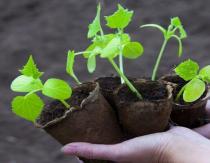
left=35, top=82, right=123, bottom=146
left=160, top=74, right=210, bottom=128
left=114, top=79, right=173, bottom=138
left=95, top=76, right=121, bottom=108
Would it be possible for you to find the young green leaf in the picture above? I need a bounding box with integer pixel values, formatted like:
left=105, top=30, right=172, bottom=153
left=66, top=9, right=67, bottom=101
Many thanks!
left=20, top=55, right=43, bottom=79
left=100, top=37, right=121, bottom=58
left=66, top=50, right=81, bottom=84
left=171, top=17, right=187, bottom=39
left=183, top=78, right=205, bottom=102
left=88, top=3, right=102, bottom=38
left=11, top=75, right=43, bottom=93
left=171, top=17, right=182, bottom=27
left=121, top=33, right=131, bottom=45
left=105, top=4, right=133, bottom=29
left=122, top=42, right=144, bottom=59
left=12, top=94, right=44, bottom=122
left=199, top=65, right=210, bottom=82
left=42, top=78, right=72, bottom=100
left=175, top=59, right=199, bottom=81
left=87, top=53, right=96, bottom=73
left=83, top=34, right=115, bottom=58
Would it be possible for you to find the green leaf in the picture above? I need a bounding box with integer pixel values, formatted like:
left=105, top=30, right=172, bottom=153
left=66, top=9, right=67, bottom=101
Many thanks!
left=100, top=37, right=121, bottom=58
left=42, top=78, right=72, bottom=100
left=20, top=55, right=43, bottom=79
left=121, top=33, right=131, bottom=45
left=12, top=94, right=44, bottom=122
left=175, top=59, right=199, bottom=81
left=83, top=43, right=97, bottom=58
left=183, top=78, right=205, bottom=102
left=171, top=17, right=182, bottom=27
left=87, top=53, right=96, bottom=73
left=11, top=75, right=43, bottom=93
left=199, top=65, right=210, bottom=82
left=179, top=26, right=187, bottom=39
left=140, top=24, right=166, bottom=35
left=83, top=34, right=115, bottom=58
left=171, top=17, right=187, bottom=39
left=105, top=4, right=133, bottom=29
left=122, top=42, right=144, bottom=59
left=66, top=50, right=80, bottom=84
left=88, top=3, right=102, bottom=38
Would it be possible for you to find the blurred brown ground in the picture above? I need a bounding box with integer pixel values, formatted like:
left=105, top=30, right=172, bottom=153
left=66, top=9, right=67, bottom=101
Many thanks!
left=1, top=0, right=210, bottom=162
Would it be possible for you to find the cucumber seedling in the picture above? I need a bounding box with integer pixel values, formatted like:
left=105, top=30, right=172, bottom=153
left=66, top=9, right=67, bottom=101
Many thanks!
left=87, top=4, right=144, bottom=99
left=141, top=17, right=187, bottom=81
left=175, top=59, right=210, bottom=103
left=66, top=4, right=144, bottom=99
left=86, top=4, right=144, bottom=99
left=11, top=55, right=72, bottom=122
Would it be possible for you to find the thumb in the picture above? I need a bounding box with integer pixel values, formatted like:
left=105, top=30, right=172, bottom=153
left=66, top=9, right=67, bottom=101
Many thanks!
left=61, top=133, right=168, bottom=162
left=194, top=123, right=210, bottom=139
left=61, top=142, right=121, bottom=161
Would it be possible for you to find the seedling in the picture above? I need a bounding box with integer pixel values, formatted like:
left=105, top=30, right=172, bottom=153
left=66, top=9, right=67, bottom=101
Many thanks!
left=66, top=4, right=144, bottom=99
left=86, top=4, right=144, bottom=98
left=11, top=55, right=72, bottom=122
left=175, top=59, right=210, bottom=103
left=141, top=17, right=187, bottom=81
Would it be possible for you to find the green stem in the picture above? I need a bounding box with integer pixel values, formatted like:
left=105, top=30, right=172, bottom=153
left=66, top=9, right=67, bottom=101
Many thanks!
left=119, top=48, right=124, bottom=84
left=73, top=76, right=81, bottom=85
left=108, top=58, right=143, bottom=99
left=25, top=89, right=42, bottom=97
left=75, top=51, right=92, bottom=56
left=152, top=38, right=168, bottom=81
left=99, top=25, right=104, bottom=37
left=118, top=28, right=124, bottom=84
left=60, top=100, right=70, bottom=109
left=175, top=84, right=187, bottom=102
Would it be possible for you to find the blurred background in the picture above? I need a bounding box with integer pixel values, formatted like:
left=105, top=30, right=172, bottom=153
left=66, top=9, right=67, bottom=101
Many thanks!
left=1, top=0, right=210, bottom=162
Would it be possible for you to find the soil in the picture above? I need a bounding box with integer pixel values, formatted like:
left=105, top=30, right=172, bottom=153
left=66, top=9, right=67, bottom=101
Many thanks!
left=36, top=82, right=123, bottom=148
left=161, top=74, right=209, bottom=127
left=117, top=80, right=168, bottom=103
left=2, top=0, right=210, bottom=162
left=95, top=76, right=121, bottom=93
left=37, top=83, right=93, bottom=126
left=114, top=80, right=172, bottom=137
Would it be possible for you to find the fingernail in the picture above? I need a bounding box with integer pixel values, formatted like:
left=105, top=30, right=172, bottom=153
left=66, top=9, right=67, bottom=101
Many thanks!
left=61, top=144, right=78, bottom=154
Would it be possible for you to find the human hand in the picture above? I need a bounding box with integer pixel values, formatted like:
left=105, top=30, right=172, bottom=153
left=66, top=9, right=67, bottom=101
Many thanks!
left=61, top=101, right=210, bottom=163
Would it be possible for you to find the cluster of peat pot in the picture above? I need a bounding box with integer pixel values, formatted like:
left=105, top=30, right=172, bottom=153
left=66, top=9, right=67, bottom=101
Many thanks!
left=35, top=75, right=210, bottom=162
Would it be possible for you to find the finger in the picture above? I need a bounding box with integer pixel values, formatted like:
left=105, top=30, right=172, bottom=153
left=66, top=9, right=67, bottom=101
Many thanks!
left=61, top=142, right=120, bottom=161
left=62, top=133, right=169, bottom=162
left=194, top=123, right=210, bottom=139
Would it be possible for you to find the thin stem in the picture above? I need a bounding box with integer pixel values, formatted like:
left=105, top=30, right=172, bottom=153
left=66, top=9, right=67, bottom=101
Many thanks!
left=98, top=5, right=104, bottom=37
left=75, top=51, right=92, bottom=56
left=175, top=84, right=187, bottom=102
left=60, top=100, right=70, bottom=109
left=99, top=25, right=104, bottom=37
left=108, top=58, right=143, bottom=99
left=119, top=47, right=124, bottom=84
left=118, top=28, right=124, bottom=84
left=73, top=76, right=81, bottom=85
left=151, top=38, right=168, bottom=81
left=25, top=89, right=42, bottom=97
